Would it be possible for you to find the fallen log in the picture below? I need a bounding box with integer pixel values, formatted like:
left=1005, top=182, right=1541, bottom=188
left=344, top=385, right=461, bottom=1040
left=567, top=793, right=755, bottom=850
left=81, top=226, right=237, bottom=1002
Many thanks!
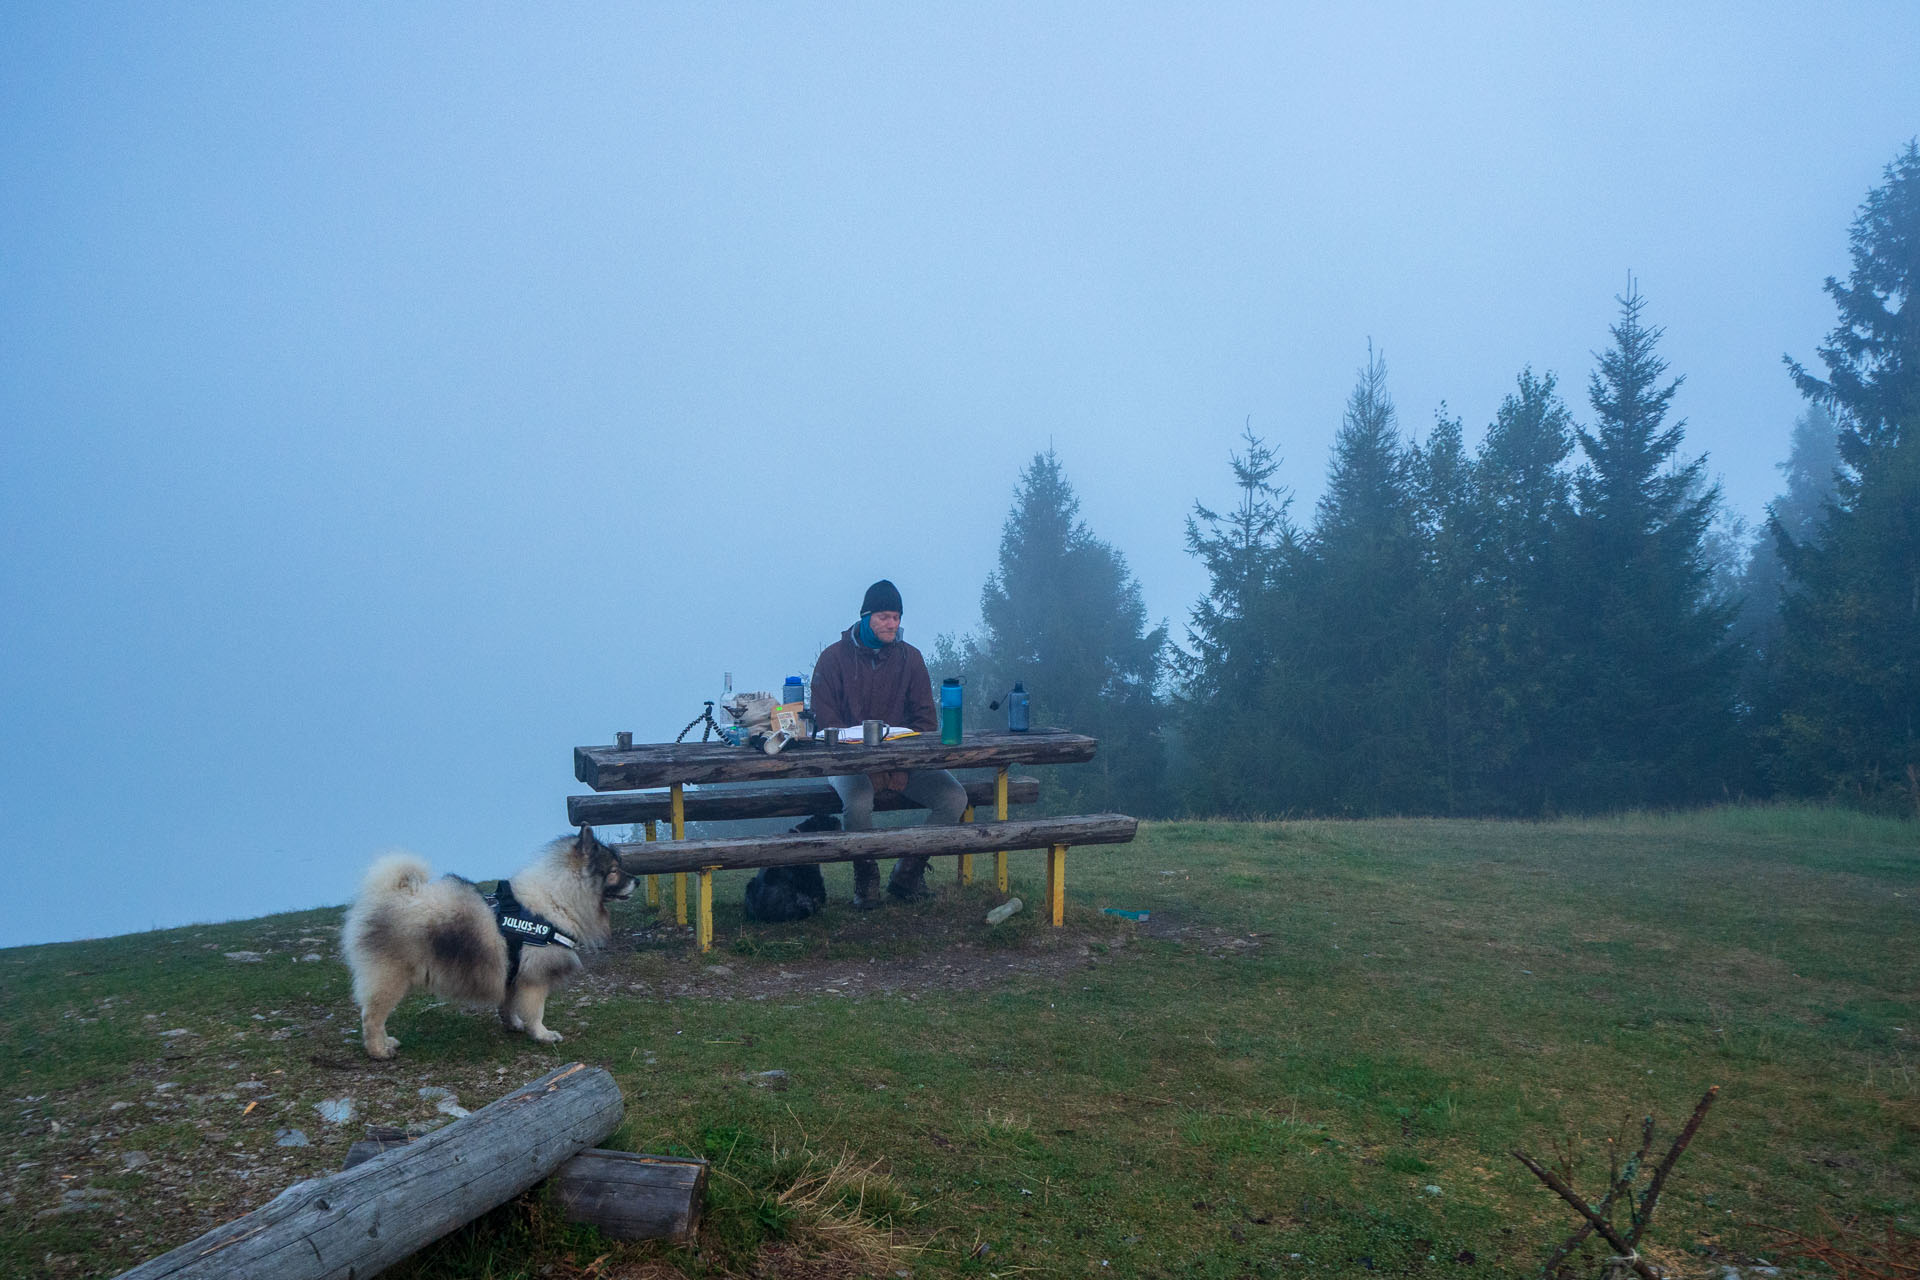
left=114, top=1063, right=623, bottom=1280
left=343, top=1136, right=707, bottom=1243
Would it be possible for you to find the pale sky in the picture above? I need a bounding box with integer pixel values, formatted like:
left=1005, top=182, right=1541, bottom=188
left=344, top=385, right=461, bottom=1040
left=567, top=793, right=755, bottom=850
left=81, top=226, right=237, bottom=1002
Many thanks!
left=5, top=4, right=1917, bottom=945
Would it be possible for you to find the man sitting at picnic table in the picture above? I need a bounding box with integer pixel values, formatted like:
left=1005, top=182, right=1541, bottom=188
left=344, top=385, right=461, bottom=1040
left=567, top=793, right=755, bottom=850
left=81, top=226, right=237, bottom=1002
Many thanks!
left=809, top=579, right=969, bottom=909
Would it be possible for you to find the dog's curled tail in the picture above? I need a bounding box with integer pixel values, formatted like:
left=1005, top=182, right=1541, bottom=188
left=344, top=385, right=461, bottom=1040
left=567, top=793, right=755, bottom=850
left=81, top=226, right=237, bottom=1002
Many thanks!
left=358, top=852, right=433, bottom=899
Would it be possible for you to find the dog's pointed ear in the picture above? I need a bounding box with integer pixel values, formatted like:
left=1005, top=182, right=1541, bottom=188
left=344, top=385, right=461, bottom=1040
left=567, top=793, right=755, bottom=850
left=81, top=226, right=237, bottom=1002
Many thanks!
left=577, top=824, right=600, bottom=855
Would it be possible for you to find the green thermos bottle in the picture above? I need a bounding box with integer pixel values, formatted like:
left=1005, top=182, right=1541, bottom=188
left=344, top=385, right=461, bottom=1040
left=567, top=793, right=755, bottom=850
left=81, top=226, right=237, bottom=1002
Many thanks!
left=939, top=677, right=963, bottom=745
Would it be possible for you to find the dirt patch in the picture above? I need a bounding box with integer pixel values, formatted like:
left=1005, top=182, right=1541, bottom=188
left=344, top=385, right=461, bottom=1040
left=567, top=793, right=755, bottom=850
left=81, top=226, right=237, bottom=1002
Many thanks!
left=580, top=915, right=1141, bottom=1004
left=1136, top=905, right=1273, bottom=956
left=548, top=895, right=1273, bottom=1015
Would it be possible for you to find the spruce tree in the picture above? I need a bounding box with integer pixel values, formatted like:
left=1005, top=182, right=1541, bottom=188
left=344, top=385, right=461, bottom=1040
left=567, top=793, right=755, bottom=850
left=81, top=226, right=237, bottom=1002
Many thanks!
left=1298, top=349, right=1438, bottom=812
left=1473, top=368, right=1581, bottom=812
left=1566, top=285, right=1740, bottom=808
left=1177, top=426, right=1303, bottom=815
left=1771, top=142, right=1920, bottom=812
left=952, top=450, right=1168, bottom=813
left=1411, top=407, right=1480, bottom=813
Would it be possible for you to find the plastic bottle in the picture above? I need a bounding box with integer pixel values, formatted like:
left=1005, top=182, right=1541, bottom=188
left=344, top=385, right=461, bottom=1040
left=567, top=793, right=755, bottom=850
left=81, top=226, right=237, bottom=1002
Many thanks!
left=1007, top=681, right=1030, bottom=732
left=939, top=677, right=963, bottom=745
left=783, top=675, right=805, bottom=707
left=985, top=898, right=1023, bottom=926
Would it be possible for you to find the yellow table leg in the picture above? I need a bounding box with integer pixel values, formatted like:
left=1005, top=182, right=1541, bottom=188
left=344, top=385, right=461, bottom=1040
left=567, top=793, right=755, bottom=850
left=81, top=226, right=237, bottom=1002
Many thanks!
left=958, top=805, right=974, bottom=885
left=1048, top=843, right=1067, bottom=926
left=644, top=820, right=660, bottom=908
left=697, top=868, right=715, bottom=953
left=994, top=767, right=1010, bottom=894
left=672, top=783, right=688, bottom=927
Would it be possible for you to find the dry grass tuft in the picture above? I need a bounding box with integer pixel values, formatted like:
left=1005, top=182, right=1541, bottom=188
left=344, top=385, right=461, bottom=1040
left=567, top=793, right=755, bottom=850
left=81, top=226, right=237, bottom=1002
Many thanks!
left=770, top=1149, right=922, bottom=1270
left=1765, top=1214, right=1920, bottom=1280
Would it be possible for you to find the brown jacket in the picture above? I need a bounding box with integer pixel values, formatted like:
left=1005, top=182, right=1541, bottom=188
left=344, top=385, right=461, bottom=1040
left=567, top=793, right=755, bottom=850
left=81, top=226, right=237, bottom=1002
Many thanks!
left=809, top=627, right=937, bottom=732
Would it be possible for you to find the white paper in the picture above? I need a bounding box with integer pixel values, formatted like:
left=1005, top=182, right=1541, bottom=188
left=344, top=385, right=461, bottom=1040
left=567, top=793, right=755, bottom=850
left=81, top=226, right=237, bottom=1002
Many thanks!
left=826, top=726, right=919, bottom=743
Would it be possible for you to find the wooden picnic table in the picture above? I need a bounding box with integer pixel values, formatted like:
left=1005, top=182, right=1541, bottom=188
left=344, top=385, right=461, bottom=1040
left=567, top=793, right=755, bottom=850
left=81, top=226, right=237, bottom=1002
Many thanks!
left=571, top=729, right=1107, bottom=950
left=573, top=728, right=1097, bottom=791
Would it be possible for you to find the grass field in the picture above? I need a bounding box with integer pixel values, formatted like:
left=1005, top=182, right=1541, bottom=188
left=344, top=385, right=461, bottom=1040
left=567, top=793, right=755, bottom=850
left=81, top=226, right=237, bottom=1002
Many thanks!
left=3, top=808, right=1916, bottom=1278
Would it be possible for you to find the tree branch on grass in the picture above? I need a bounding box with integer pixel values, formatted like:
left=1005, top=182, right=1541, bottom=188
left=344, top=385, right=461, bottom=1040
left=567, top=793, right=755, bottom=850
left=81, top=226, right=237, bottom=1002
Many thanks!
left=1540, top=1114, right=1656, bottom=1277
left=1514, top=1085, right=1720, bottom=1280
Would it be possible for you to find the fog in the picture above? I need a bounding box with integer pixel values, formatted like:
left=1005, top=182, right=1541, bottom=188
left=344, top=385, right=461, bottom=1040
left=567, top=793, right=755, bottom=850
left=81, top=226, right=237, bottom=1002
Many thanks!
left=5, top=5, right=1917, bottom=945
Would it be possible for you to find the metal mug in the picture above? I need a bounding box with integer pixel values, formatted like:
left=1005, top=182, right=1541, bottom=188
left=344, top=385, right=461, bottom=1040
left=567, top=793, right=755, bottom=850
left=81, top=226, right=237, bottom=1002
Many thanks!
left=862, top=719, right=886, bottom=746
left=615, top=731, right=633, bottom=749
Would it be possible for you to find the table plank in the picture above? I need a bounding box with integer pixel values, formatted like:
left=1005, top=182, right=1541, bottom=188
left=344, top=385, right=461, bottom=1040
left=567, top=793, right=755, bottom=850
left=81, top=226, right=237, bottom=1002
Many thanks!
left=574, top=728, right=1096, bottom=792
left=567, top=774, right=1041, bottom=826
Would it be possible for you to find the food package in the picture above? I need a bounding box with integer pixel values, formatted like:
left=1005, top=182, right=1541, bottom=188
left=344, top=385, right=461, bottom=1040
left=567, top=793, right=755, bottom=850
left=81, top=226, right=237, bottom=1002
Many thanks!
left=723, top=691, right=779, bottom=731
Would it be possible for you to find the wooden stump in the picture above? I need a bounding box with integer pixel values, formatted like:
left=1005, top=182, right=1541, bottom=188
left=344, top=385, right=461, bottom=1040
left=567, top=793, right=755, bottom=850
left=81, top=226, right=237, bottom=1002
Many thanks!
left=343, top=1138, right=708, bottom=1243
left=550, top=1149, right=708, bottom=1243
left=113, top=1063, right=623, bottom=1280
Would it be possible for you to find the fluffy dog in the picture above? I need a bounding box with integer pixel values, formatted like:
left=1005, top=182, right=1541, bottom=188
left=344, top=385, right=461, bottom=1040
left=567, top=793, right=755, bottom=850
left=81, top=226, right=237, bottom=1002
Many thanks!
left=342, top=826, right=634, bottom=1059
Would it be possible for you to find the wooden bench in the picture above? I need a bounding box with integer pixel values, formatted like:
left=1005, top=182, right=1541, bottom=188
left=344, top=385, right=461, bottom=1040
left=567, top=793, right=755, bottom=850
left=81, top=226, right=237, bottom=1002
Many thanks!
left=610, top=813, right=1139, bottom=944
left=570, top=775, right=1041, bottom=920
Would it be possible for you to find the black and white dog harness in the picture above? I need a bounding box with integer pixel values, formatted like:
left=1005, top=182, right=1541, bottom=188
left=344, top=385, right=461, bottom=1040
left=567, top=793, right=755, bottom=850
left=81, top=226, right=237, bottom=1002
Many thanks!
left=488, top=879, right=577, bottom=987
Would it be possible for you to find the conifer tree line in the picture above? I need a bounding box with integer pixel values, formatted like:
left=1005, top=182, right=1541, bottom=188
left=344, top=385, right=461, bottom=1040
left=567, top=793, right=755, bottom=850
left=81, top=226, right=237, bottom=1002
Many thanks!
left=938, top=142, right=1920, bottom=820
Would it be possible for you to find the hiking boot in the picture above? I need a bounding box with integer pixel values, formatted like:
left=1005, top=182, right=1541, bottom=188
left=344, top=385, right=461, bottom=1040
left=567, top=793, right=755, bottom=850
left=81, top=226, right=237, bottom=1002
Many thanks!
left=851, top=858, right=883, bottom=911
left=887, top=855, right=931, bottom=902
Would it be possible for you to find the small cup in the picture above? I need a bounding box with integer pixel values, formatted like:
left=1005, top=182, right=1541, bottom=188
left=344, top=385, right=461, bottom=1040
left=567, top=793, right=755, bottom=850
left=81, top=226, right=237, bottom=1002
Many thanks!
left=615, top=731, right=633, bottom=749
left=862, top=719, right=886, bottom=746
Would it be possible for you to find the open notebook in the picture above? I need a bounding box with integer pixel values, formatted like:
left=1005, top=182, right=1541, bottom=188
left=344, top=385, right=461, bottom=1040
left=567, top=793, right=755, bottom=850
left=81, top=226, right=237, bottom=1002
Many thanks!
left=824, top=726, right=920, bottom=743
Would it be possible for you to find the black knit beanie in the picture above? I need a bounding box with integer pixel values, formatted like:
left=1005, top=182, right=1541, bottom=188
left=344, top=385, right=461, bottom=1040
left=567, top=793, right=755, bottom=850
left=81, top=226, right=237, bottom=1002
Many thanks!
left=861, top=579, right=903, bottom=616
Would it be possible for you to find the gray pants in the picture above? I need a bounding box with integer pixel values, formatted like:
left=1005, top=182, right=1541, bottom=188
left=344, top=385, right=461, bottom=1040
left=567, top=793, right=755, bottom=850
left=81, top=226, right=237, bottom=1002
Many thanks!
left=829, top=769, right=969, bottom=831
